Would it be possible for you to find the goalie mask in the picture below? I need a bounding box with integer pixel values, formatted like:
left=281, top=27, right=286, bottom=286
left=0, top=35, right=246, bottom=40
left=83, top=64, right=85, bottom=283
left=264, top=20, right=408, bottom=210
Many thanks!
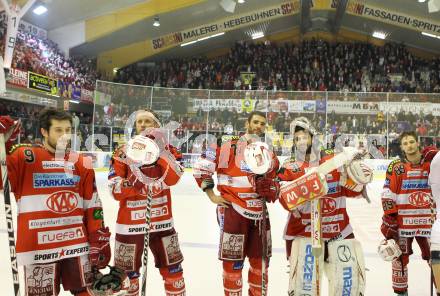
left=244, top=141, right=273, bottom=175
left=290, top=117, right=318, bottom=156
left=290, top=117, right=317, bottom=137
left=126, top=135, right=160, bottom=166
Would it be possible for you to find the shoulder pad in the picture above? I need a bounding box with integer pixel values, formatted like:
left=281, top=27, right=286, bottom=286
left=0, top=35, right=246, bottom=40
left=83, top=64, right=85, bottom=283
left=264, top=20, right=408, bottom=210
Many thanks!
left=282, top=157, right=302, bottom=172
left=221, top=134, right=240, bottom=143
left=8, top=143, right=36, bottom=154
left=322, top=149, right=334, bottom=156
left=387, top=158, right=403, bottom=175
left=112, top=145, right=127, bottom=159
left=166, top=145, right=182, bottom=160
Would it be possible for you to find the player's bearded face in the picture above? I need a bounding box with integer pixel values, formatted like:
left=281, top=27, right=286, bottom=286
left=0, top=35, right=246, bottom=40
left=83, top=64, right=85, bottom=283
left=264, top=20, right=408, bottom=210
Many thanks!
left=401, top=136, right=419, bottom=156
left=294, top=131, right=312, bottom=154
left=135, top=111, right=160, bottom=135
left=42, top=120, right=72, bottom=152
left=246, top=115, right=266, bottom=137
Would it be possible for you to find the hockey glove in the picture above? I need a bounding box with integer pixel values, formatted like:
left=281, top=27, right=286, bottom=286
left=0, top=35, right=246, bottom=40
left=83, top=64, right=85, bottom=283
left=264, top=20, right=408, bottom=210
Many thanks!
left=378, top=239, right=402, bottom=261
left=421, top=145, right=438, bottom=164
left=0, top=116, right=21, bottom=151
left=381, top=214, right=399, bottom=240
left=89, top=227, right=111, bottom=269
left=256, top=177, right=280, bottom=203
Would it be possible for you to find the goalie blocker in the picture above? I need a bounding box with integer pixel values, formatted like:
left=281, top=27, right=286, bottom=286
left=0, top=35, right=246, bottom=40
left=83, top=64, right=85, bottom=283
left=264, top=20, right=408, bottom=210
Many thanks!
left=280, top=150, right=373, bottom=210
left=289, top=238, right=366, bottom=296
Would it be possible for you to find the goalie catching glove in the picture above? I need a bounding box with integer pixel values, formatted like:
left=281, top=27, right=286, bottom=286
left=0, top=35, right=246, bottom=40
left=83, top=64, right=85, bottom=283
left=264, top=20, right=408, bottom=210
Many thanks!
left=89, top=227, right=111, bottom=269
left=340, top=159, right=373, bottom=192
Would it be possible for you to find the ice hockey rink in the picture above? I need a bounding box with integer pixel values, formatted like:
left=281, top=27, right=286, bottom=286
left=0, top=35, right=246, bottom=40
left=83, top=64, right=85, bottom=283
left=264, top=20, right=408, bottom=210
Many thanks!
left=0, top=170, right=435, bottom=296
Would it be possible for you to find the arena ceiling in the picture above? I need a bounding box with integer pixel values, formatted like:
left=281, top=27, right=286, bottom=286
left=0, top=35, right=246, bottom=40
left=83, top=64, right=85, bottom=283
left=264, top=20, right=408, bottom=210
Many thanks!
left=17, top=0, right=440, bottom=73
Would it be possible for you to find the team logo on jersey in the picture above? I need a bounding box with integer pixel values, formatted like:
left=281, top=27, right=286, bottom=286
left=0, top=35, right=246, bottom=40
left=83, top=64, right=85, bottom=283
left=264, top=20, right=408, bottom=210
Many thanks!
left=321, top=198, right=337, bottom=214
left=408, top=191, right=431, bottom=207
left=46, top=191, right=79, bottom=214
left=33, top=173, right=79, bottom=188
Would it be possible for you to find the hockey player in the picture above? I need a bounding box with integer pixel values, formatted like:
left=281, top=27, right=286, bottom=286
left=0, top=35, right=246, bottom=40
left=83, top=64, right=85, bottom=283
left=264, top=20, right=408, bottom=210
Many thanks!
left=2, top=109, right=111, bottom=296
left=379, top=131, right=435, bottom=295
left=273, top=117, right=370, bottom=295
left=108, top=108, right=186, bottom=296
left=193, top=111, right=280, bottom=296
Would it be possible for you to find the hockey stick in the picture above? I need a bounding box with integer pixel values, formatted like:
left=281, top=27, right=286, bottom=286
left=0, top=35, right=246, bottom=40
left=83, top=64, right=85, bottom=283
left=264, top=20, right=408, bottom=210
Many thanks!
left=0, top=134, right=20, bottom=296
left=140, top=185, right=153, bottom=296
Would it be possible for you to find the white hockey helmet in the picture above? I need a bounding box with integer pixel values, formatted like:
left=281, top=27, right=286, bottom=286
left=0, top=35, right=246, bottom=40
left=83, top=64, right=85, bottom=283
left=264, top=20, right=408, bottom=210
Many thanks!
left=290, top=117, right=317, bottom=137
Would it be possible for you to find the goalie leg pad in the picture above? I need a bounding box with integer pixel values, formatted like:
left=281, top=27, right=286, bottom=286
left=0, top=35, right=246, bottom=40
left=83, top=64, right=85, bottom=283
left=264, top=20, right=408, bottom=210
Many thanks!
left=326, top=239, right=366, bottom=296
left=432, top=243, right=440, bottom=293
left=288, top=237, right=324, bottom=296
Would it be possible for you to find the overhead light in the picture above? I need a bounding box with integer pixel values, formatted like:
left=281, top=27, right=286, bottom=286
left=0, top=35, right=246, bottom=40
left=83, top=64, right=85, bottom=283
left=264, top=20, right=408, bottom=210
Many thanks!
left=113, top=67, right=119, bottom=74
left=428, top=0, right=440, bottom=12
left=181, top=32, right=225, bottom=46
left=219, top=0, right=236, bottom=13
left=372, top=31, right=387, bottom=40
left=153, top=16, right=160, bottom=27
left=69, top=100, right=80, bottom=104
left=251, top=32, right=265, bottom=39
left=422, top=31, right=440, bottom=39
left=418, top=0, right=426, bottom=2
left=181, top=40, right=198, bottom=47
left=33, top=5, right=47, bottom=15
left=238, top=0, right=245, bottom=3
left=197, top=32, right=225, bottom=41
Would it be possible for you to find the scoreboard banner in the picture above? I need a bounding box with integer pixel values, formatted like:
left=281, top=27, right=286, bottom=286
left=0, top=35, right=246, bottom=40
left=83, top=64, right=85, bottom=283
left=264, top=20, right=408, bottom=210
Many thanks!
left=332, top=0, right=440, bottom=35
left=151, top=1, right=300, bottom=51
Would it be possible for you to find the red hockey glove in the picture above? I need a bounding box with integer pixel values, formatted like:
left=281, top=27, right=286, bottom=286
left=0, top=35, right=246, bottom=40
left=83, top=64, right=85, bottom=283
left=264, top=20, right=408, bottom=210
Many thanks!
left=256, top=177, right=280, bottom=203
left=422, top=145, right=438, bottom=164
left=0, top=116, right=21, bottom=151
left=381, top=214, right=399, bottom=240
left=89, top=227, right=111, bottom=269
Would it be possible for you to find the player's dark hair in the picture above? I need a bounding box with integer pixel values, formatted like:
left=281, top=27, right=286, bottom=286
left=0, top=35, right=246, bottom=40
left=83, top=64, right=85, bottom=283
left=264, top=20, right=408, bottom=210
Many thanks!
left=39, top=108, right=72, bottom=131
left=247, top=111, right=266, bottom=123
left=399, top=131, right=418, bottom=144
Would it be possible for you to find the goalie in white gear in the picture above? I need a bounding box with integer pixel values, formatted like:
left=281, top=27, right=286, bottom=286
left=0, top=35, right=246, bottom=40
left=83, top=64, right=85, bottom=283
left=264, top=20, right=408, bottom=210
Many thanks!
left=276, top=117, right=372, bottom=296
